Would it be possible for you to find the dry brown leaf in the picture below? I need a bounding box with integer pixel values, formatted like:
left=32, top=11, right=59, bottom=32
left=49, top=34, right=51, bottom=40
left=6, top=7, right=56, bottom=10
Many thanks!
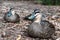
left=16, top=35, right=21, bottom=40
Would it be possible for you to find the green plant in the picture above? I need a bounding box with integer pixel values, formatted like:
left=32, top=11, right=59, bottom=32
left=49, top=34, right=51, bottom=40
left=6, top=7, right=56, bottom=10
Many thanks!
left=35, top=0, right=60, bottom=5
left=56, top=0, right=60, bottom=5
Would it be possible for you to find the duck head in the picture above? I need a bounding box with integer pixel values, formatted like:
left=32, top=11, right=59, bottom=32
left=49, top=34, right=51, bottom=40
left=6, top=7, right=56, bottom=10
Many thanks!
left=34, top=9, right=40, bottom=13
left=34, top=13, right=42, bottom=23
left=10, top=8, right=13, bottom=11
left=34, top=13, right=46, bottom=23
left=7, top=8, right=14, bottom=17
left=28, top=9, right=40, bottom=20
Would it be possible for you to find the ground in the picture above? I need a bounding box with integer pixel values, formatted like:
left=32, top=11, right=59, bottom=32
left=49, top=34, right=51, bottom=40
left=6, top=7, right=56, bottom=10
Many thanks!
left=0, top=1, right=60, bottom=40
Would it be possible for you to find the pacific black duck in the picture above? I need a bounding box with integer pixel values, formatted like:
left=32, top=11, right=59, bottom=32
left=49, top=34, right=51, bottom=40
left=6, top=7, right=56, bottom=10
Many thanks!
left=27, top=13, right=55, bottom=39
left=4, top=8, right=20, bottom=23
left=24, top=9, right=40, bottom=21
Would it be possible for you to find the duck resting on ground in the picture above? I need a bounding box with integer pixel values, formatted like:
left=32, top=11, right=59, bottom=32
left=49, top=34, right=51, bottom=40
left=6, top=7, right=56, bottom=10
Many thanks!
left=3, top=8, right=20, bottom=23
left=24, top=9, right=40, bottom=21
left=27, top=13, right=55, bottom=39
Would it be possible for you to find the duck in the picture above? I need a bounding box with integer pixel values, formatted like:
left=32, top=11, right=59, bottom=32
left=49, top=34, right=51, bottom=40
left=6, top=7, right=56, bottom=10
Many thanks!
left=3, top=8, right=20, bottom=23
left=27, top=13, right=55, bottom=39
left=24, top=9, right=40, bottom=21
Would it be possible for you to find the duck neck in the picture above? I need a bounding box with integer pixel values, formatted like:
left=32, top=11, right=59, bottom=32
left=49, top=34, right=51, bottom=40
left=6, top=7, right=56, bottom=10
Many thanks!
left=34, top=14, right=42, bottom=23
left=11, top=10, right=15, bottom=15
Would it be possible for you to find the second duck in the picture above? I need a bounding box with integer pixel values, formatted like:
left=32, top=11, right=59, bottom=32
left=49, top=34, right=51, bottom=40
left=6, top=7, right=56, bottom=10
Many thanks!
left=4, top=8, right=20, bottom=23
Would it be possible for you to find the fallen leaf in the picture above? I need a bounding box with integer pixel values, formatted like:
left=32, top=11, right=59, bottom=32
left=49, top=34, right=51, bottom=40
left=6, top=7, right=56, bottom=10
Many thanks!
left=16, top=35, right=21, bottom=40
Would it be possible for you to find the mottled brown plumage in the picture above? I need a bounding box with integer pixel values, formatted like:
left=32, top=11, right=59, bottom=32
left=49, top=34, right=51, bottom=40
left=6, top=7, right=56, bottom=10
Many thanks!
left=4, top=8, right=20, bottom=23
left=27, top=13, right=55, bottom=38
